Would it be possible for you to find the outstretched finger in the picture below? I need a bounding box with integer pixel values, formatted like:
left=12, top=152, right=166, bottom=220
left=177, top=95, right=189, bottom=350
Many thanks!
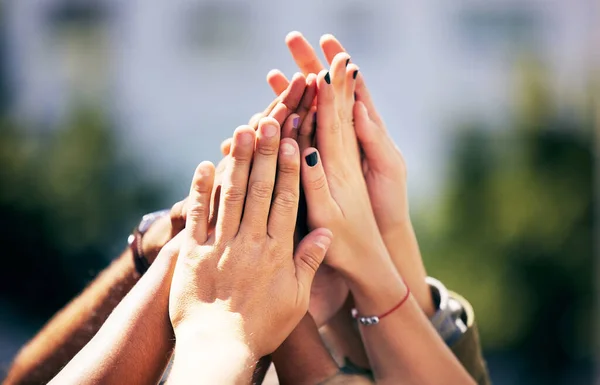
left=186, top=161, right=216, bottom=244
left=315, top=70, right=343, bottom=163
left=269, top=73, right=306, bottom=125
left=267, top=69, right=290, bottom=96
left=267, top=139, right=300, bottom=240
left=216, top=126, right=256, bottom=241
left=319, top=34, right=347, bottom=66
left=286, top=31, right=326, bottom=75
left=240, top=117, right=281, bottom=237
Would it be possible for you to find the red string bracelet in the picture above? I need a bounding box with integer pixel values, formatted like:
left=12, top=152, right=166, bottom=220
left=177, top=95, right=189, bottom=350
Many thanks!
left=351, top=285, right=411, bottom=326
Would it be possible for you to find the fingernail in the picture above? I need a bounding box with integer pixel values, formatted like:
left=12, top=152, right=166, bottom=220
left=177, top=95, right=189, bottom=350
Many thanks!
left=263, top=124, right=277, bottom=138
left=314, top=235, right=332, bottom=250
left=239, top=132, right=253, bottom=145
left=353, top=70, right=359, bottom=79
left=324, top=72, right=331, bottom=84
left=305, top=151, right=318, bottom=167
left=345, top=58, right=350, bottom=67
left=292, top=116, right=300, bottom=129
left=280, top=142, right=296, bottom=156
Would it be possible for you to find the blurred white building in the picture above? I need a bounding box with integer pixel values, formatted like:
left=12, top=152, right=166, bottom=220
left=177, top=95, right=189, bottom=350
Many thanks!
left=3, top=0, right=596, bottom=201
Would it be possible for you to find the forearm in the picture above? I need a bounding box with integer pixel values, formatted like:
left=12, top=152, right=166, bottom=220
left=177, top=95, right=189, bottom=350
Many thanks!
left=272, top=313, right=339, bottom=385
left=383, top=223, right=435, bottom=316
left=167, top=329, right=256, bottom=385
left=346, top=251, right=474, bottom=385
left=48, top=245, right=177, bottom=385
left=320, top=298, right=370, bottom=369
left=5, top=249, right=139, bottom=385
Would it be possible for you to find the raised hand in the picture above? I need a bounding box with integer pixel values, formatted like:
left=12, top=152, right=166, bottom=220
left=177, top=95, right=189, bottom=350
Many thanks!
left=300, top=52, right=402, bottom=294
left=168, top=117, right=333, bottom=362
left=268, top=31, right=434, bottom=314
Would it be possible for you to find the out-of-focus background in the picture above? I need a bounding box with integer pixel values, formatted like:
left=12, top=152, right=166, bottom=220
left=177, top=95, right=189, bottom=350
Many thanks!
left=0, top=1, right=596, bottom=384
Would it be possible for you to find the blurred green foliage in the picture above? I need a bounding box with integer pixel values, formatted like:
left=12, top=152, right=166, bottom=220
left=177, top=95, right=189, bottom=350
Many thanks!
left=416, top=64, right=594, bottom=383
left=0, top=109, right=166, bottom=320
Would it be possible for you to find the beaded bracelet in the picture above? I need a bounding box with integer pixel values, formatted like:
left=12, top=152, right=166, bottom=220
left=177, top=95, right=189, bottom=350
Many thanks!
left=351, top=286, right=411, bottom=326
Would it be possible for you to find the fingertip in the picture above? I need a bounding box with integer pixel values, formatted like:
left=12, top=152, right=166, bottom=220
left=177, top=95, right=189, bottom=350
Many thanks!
left=317, top=69, right=330, bottom=87
left=286, top=30, right=304, bottom=44
left=267, top=68, right=283, bottom=80
left=220, top=138, right=233, bottom=156
left=279, top=137, right=299, bottom=157
left=332, top=51, right=351, bottom=65
left=319, top=33, right=336, bottom=45
left=190, top=161, right=216, bottom=196
left=292, top=72, right=306, bottom=82
left=258, top=116, right=280, bottom=131
left=313, top=228, right=333, bottom=251
left=303, top=147, right=319, bottom=168
left=194, top=161, right=215, bottom=180
left=346, top=63, right=360, bottom=76
left=232, top=125, right=256, bottom=148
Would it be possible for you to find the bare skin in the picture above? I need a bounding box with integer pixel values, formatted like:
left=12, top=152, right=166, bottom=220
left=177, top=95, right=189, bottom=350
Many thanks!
left=4, top=75, right=310, bottom=385
left=167, top=118, right=333, bottom=384
left=296, top=54, right=474, bottom=384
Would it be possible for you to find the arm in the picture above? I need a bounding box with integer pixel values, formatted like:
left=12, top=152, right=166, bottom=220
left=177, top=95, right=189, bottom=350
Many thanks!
left=47, top=233, right=180, bottom=385
left=167, top=117, right=332, bottom=384
left=4, top=214, right=174, bottom=385
left=272, top=314, right=340, bottom=385
left=271, top=32, right=489, bottom=383
left=297, top=55, right=474, bottom=384
left=345, top=250, right=474, bottom=385
left=167, top=330, right=256, bottom=385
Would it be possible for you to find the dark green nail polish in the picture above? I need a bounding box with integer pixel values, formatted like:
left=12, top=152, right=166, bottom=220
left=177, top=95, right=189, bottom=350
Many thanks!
left=353, top=70, right=359, bottom=79
left=345, top=58, right=350, bottom=67
left=324, top=72, right=331, bottom=84
left=305, top=152, right=318, bottom=167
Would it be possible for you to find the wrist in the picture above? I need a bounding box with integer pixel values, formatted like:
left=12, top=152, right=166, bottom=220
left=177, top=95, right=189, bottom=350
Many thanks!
left=345, top=256, right=408, bottom=316
left=171, top=328, right=256, bottom=384
left=141, top=215, right=173, bottom=263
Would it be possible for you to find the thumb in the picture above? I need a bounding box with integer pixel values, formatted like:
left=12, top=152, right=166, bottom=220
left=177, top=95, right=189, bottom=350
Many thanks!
left=294, top=228, right=333, bottom=304
left=353, top=101, right=392, bottom=172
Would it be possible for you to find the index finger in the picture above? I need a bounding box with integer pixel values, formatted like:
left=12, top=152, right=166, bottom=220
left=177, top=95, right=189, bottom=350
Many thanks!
left=285, top=31, right=326, bottom=75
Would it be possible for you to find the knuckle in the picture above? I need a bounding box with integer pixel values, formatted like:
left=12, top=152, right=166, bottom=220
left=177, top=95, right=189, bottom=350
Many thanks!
left=330, top=120, right=341, bottom=133
left=188, top=202, right=208, bottom=220
left=278, top=158, right=299, bottom=175
left=339, top=114, right=354, bottom=127
left=231, top=150, right=253, bottom=164
left=309, top=173, right=328, bottom=192
left=299, top=249, right=322, bottom=273
left=256, top=142, right=279, bottom=157
left=222, top=186, right=246, bottom=205
left=248, top=180, right=274, bottom=201
left=192, top=180, right=211, bottom=195
left=272, top=189, right=299, bottom=212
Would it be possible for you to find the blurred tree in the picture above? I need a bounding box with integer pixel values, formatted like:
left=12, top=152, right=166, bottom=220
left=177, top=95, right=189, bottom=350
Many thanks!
left=416, top=63, right=593, bottom=384
left=0, top=109, right=166, bottom=322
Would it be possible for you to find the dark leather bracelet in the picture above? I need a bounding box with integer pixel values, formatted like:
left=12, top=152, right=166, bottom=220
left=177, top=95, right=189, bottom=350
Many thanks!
left=127, top=209, right=170, bottom=276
